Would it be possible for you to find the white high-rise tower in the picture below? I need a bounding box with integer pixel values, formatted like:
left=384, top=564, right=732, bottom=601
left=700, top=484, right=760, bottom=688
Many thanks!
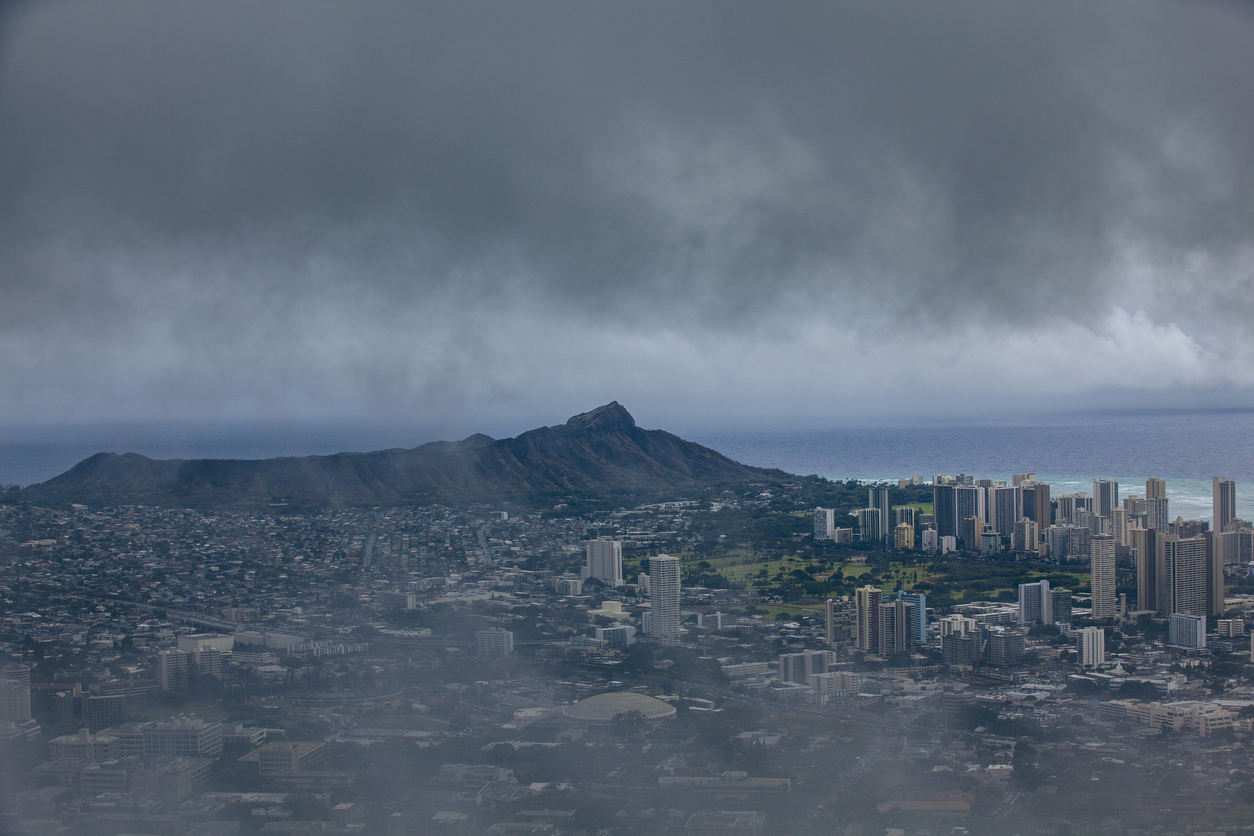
left=648, top=555, right=681, bottom=646
left=585, top=538, right=624, bottom=587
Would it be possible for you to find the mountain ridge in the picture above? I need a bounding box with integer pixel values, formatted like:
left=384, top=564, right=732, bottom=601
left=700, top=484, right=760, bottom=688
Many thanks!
left=19, top=403, right=788, bottom=509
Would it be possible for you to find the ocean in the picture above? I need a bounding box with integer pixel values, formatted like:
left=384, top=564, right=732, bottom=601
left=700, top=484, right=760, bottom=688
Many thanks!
left=2, top=408, right=1253, bottom=521
left=686, top=408, right=1254, bottom=522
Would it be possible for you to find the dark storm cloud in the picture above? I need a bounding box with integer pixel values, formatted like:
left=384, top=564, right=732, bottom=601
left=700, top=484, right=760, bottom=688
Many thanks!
left=0, top=0, right=1252, bottom=426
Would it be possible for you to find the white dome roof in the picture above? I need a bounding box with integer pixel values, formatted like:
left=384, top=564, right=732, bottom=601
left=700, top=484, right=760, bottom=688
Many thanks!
left=561, top=691, right=677, bottom=723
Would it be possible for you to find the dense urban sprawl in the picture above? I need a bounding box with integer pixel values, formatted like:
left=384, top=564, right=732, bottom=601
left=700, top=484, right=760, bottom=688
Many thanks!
left=2, top=475, right=1254, bottom=836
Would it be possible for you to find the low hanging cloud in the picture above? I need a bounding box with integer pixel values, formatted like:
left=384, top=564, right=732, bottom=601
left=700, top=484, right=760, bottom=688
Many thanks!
left=0, top=0, right=1252, bottom=431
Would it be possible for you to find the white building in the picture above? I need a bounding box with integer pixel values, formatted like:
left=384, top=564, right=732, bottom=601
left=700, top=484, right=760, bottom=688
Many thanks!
left=475, top=627, right=514, bottom=657
left=647, top=555, right=681, bottom=646
left=1080, top=626, right=1105, bottom=668
left=1168, top=612, right=1206, bottom=650
left=584, top=538, right=624, bottom=587
left=1018, top=580, right=1050, bottom=625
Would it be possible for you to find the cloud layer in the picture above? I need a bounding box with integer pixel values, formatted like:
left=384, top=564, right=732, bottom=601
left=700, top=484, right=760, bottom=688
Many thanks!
left=1, top=0, right=1252, bottom=431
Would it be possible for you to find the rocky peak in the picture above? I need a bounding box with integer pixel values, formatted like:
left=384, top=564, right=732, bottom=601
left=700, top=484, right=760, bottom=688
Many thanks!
left=562, top=402, right=637, bottom=433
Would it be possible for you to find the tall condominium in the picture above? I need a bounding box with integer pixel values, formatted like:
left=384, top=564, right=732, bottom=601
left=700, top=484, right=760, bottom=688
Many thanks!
left=992, top=485, right=1022, bottom=537
left=933, top=485, right=957, bottom=539
left=1013, top=518, right=1037, bottom=553
left=869, top=487, right=891, bottom=547
left=897, top=591, right=927, bottom=646
left=877, top=598, right=921, bottom=656
left=648, top=555, right=681, bottom=646
left=825, top=596, right=856, bottom=647
left=1024, top=482, right=1050, bottom=543
left=855, top=585, right=882, bottom=652
left=813, top=507, right=836, bottom=541
left=1093, top=479, right=1119, bottom=521
left=1018, top=580, right=1051, bottom=625
left=894, top=506, right=916, bottom=527
left=1145, top=477, right=1170, bottom=534
left=1163, top=534, right=1215, bottom=618
left=955, top=487, right=982, bottom=547
left=1111, top=508, right=1129, bottom=547
left=1090, top=535, right=1117, bottom=620
left=1132, top=527, right=1163, bottom=612
left=1079, top=626, right=1105, bottom=668
left=1050, top=587, right=1073, bottom=625
left=856, top=508, right=882, bottom=544
left=1214, top=477, right=1236, bottom=534
left=585, top=538, right=624, bottom=587
left=1168, top=612, right=1206, bottom=650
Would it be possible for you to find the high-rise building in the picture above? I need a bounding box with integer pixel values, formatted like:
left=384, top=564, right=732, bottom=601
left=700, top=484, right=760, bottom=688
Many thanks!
left=1144, top=480, right=1168, bottom=534
left=1012, top=518, right=1037, bottom=553
left=1090, top=535, right=1117, bottom=620
left=877, top=599, right=920, bottom=657
left=1168, top=613, right=1206, bottom=649
left=1146, top=497, right=1170, bottom=533
left=1111, top=508, right=1129, bottom=547
left=1057, top=494, right=1091, bottom=526
left=1163, top=534, right=1209, bottom=618
left=156, top=650, right=188, bottom=692
left=475, top=627, right=514, bottom=657
left=585, top=538, right=624, bottom=587
left=1093, top=479, right=1119, bottom=521
left=961, top=516, right=984, bottom=553
left=869, top=487, right=891, bottom=547
left=1221, top=528, right=1254, bottom=567
left=1079, top=626, right=1105, bottom=668
left=856, top=508, right=882, bottom=544
left=596, top=625, right=636, bottom=648
left=1068, top=526, right=1092, bottom=561
left=1024, top=482, right=1050, bottom=543
left=855, top=585, right=882, bottom=652
left=1018, top=580, right=1051, bottom=624
left=1214, top=478, right=1237, bottom=534
left=933, top=484, right=957, bottom=539
left=941, top=626, right=982, bottom=668
left=648, top=555, right=681, bottom=646
left=779, top=650, right=829, bottom=683
left=0, top=665, right=31, bottom=721
left=813, top=508, right=836, bottom=542
left=825, top=596, right=856, bottom=647
left=955, top=487, right=982, bottom=547
left=993, top=486, right=1023, bottom=537
left=1048, top=525, right=1071, bottom=560
left=1050, top=587, right=1073, bottom=625
left=986, top=629, right=1024, bottom=667
left=1132, top=527, right=1163, bottom=612
left=894, top=522, right=915, bottom=550
left=894, top=506, right=916, bottom=528
left=85, top=695, right=126, bottom=731
left=898, top=591, right=927, bottom=646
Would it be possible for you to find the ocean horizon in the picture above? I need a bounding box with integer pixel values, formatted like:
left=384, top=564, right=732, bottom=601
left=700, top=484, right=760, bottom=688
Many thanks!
left=2, top=408, right=1253, bottom=521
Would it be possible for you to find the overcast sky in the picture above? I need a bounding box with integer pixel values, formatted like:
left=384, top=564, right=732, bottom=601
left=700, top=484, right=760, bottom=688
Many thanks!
left=1, top=0, right=1252, bottom=436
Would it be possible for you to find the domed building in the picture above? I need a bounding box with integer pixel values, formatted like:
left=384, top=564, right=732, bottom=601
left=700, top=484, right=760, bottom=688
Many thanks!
left=560, top=691, right=677, bottom=733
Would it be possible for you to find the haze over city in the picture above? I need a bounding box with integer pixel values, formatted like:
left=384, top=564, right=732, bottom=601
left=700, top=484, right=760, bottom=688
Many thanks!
left=1, top=0, right=1253, bottom=438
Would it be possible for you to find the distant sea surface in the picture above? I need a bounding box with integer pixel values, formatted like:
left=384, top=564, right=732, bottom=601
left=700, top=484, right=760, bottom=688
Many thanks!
left=2, top=409, right=1253, bottom=521
left=687, top=409, right=1254, bottom=523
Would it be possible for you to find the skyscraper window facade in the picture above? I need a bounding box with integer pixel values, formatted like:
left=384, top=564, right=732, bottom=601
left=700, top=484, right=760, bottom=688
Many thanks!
left=585, top=538, right=624, bottom=587
left=1090, top=535, right=1117, bottom=620
left=648, top=555, right=681, bottom=646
